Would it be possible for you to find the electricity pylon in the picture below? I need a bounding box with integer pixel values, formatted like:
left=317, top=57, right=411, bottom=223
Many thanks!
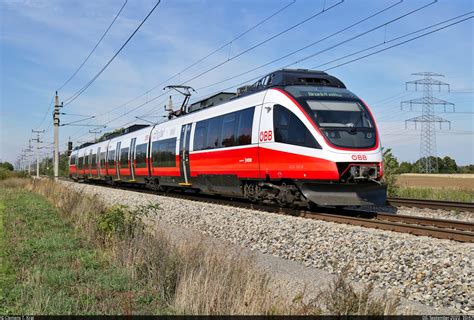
left=401, top=72, right=455, bottom=173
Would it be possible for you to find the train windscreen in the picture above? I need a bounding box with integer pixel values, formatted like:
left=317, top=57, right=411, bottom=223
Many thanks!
left=285, top=86, right=376, bottom=149
left=307, top=100, right=375, bottom=148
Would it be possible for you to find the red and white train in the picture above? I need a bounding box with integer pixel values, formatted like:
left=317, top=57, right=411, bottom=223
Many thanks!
left=69, top=69, right=386, bottom=207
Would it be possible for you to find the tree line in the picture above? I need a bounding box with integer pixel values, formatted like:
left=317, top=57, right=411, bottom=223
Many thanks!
left=383, top=150, right=473, bottom=174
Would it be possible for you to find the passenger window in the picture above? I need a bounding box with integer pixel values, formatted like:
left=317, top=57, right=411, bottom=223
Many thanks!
left=85, top=155, right=89, bottom=167
left=108, top=150, right=115, bottom=166
left=120, top=148, right=129, bottom=167
left=78, top=157, right=83, bottom=169
left=237, top=107, right=254, bottom=145
left=221, top=113, right=237, bottom=147
left=152, top=138, right=176, bottom=167
left=207, top=116, right=222, bottom=149
left=92, top=154, right=97, bottom=167
left=193, top=121, right=208, bottom=151
left=100, top=152, right=106, bottom=167
left=135, top=143, right=148, bottom=168
left=273, top=105, right=321, bottom=149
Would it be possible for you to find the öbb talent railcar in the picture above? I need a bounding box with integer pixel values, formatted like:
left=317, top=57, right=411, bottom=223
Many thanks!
left=69, top=69, right=387, bottom=207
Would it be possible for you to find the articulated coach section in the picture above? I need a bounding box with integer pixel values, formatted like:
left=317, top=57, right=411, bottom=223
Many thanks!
left=69, top=69, right=387, bottom=207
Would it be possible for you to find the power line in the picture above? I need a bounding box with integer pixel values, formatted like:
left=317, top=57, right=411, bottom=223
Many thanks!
left=56, top=0, right=128, bottom=92
left=323, top=17, right=473, bottom=71
left=180, top=0, right=344, bottom=87
left=63, top=0, right=162, bottom=107
left=35, top=94, right=55, bottom=131
left=196, top=0, right=404, bottom=91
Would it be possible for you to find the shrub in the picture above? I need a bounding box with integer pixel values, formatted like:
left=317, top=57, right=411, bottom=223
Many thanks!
left=0, top=167, right=11, bottom=180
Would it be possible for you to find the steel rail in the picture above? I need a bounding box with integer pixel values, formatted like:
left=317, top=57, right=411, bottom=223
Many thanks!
left=374, top=212, right=474, bottom=232
left=387, top=197, right=474, bottom=212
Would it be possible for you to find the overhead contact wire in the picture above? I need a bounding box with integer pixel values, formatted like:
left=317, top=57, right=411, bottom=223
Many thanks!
left=56, top=0, right=128, bottom=92
left=63, top=0, right=162, bottom=107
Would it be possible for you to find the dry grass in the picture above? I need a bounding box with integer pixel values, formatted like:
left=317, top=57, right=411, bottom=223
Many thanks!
left=0, top=177, right=31, bottom=189
left=320, top=269, right=399, bottom=315
left=12, top=178, right=400, bottom=315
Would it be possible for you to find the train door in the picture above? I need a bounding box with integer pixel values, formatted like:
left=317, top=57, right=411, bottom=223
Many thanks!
left=88, top=150, right=93, bottom=178
left=179, top=123, right=192, bottom=186
left=130, top=138, right=137, bottom=181
left=115, top=141, right=121, bottom=180
left=74, top=153, right=78, bottom=179
left=97, top=147, right=101, bottom=178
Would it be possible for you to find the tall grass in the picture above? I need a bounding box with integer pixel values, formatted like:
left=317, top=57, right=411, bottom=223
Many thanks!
left=393, top=186, right=473, bottom=203
left=13, top=178, right=400, bottom=315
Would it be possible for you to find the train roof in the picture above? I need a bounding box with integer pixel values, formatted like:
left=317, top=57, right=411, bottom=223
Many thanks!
left=237, top=69, right=346, bottom=98
left=188, top=92, right=235, bottom=113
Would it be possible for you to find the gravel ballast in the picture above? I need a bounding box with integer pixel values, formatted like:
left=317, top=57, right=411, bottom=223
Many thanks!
left=61, top=181, right=473, bottom=313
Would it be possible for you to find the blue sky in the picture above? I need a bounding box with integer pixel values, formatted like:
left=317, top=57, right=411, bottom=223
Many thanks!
left=1, top=0, right=473, bottom=166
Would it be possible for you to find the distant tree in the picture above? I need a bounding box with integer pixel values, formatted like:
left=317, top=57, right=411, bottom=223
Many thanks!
left=0, top=162, right=14, bottom=171
left=414, top=156, right=439, bottom=173
left=459, top=164, right=474, bottom=173
left=439, top=156, right=458, bottom=173
left=398, top=161, right=413, bottom=174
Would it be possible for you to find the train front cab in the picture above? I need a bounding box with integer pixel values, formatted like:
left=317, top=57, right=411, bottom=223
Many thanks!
left=258, top=86, right=386, bottom=206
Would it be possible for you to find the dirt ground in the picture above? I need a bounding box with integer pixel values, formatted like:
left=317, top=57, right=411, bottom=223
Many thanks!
left=396, top=174, right=474, bottom=190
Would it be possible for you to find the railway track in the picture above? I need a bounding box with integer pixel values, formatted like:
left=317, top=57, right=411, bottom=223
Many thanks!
left=387, top=197, right=474, bottom=212
left=111, top=183, right=474, bottom=243
left=54, top=177, right=474, bottom=242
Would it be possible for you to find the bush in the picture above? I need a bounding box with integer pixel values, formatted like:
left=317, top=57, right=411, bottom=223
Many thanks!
left=97, top=205, right=139, bottom=240
left=382, top=148, right=399, bottom=197
left=0, top=167, right=10, bottom=180
left=0, top=162, right=14, bottom=171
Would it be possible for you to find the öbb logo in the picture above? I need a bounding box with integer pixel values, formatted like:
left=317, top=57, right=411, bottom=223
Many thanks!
left=351, top=154, right=367, bottom=161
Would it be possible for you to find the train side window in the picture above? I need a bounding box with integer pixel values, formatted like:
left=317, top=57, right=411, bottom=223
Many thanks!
left=237, top=107, right=254, bottom=145
left=120, top=148, right=129, bottom=167
left=78, top=157, right=83, bottom=169
left=70, top=154, right=76, bottom=165
left=92, top=154, right=97, bottom=167
left=85, top=154, right=90, bottom=167
left=100, top=152, right=106, bottom=167
left=135, top=143, right=148, bottom=168
left=108, top=150, right=115, bottom=166
left=152, top=138, right=176, bottom=167
left=206, top=116, right=222, bottom=149
left=193, top=120, right=208, bottom=151
left=221, top=112, right=237, bottom=147
left=273, top=105, right=321, bottom=149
